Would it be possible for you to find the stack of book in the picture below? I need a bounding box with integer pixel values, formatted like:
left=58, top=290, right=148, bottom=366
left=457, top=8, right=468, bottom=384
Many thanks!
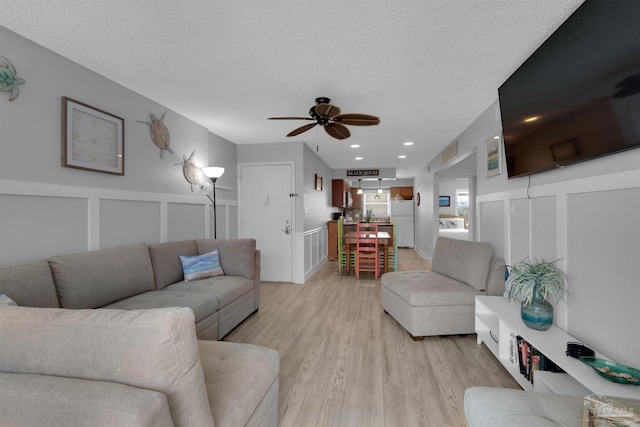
left=516, top=336, right=564, bottom=384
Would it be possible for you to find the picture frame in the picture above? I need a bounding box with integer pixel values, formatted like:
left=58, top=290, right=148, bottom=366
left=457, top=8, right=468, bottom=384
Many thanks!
left=314, top=173, right=323, bottom=191
left=439, top=195, right=450, bottom=207
left=62, top=97, right=125, bottom=175
left=486, top=135, right=503, bottom=178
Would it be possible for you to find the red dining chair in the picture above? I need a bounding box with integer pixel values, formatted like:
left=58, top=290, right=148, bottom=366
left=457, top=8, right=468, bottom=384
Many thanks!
left=355, top=222, right=379, bottom=278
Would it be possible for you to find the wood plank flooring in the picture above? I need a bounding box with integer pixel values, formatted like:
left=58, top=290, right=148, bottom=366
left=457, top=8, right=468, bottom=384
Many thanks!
left=224, top=249, right=520, bottom=426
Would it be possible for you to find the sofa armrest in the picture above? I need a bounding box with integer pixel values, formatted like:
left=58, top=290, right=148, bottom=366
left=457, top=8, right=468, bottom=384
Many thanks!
left=254, top=249, right=261, bottom=310
left=0, top=372, right=174, bottom=427
left=486, top=257, right=507, bottom=296
left=0, top=306, right=214, bottom=427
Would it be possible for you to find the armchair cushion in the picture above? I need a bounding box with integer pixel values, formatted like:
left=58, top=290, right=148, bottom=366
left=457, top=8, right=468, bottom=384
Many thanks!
left=431, top=237, right=493, bottom=291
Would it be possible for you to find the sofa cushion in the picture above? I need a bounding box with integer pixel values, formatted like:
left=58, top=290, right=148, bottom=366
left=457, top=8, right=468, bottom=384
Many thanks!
left=0, top=306, right=215, bottom=427
left=148, top=240, right=198, bottom=289
left=196, top=239, right=256, bottom=279
left=464, top=386, right=583, bottom=427
left=431, top=237, right=493, bottom=291
left=102, top=290, right=219, bottom=321
left=48, top=243, right=155, bottom=308
left=164, top=275, right=254, bottom=308
left=180, top=249, right=224, bottom=282
left=199, top=340, right=279, bottom=427
left=382, top=271, right=484, bottom=307
left=0, top=260, right=60, bottom=308
left=0, top=372, right=174, bottom=427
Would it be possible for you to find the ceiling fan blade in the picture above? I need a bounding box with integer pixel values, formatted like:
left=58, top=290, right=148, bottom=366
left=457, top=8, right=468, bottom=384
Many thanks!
left=324, top=123, right=351, bottom=140
left=268, top=117, right=314, bottom=120
left=314, top=103, right=341, bottom=117
left=333, top=113, right=380, bottom=126
left=287, top=123, right=317, bottom=137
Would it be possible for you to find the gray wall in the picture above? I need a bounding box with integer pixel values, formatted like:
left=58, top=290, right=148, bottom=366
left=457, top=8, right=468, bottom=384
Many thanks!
left=0, top=26, right=238, bottom=265
left=426, top=99, right=640, bottom=369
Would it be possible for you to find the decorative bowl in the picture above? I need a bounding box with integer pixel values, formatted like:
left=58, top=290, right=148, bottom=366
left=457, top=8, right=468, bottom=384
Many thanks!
left=580, top=357, right=640, bottom=385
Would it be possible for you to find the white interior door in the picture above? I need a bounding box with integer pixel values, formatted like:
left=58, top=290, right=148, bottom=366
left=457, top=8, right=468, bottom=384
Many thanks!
left=239, top=163, right=293, bottom=282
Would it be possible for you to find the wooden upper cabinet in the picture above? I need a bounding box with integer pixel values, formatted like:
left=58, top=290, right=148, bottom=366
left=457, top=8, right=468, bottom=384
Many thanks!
left=351, top=189, right=362, bottom=209
left=390, top=186, right=413, bottom=200
left=331, top=179, right=352, bottom=207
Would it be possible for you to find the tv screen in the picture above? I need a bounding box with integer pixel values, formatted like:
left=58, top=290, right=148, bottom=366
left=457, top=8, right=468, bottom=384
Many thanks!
left=499, top=0, right=640, bottom=178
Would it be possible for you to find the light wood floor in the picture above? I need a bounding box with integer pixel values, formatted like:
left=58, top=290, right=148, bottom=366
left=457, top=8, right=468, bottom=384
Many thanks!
left=224, top=249, right=520, bottom=427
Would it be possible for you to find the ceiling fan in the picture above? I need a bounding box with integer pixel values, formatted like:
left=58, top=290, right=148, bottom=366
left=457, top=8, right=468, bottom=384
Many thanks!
left=268, top=97, right=380, bottom=140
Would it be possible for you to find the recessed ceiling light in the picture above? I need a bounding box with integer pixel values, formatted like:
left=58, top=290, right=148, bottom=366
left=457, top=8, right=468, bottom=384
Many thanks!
left=350, top=144, right=360, bottom=148
left=493, top=135, right=500, bottom=140
left=403, top=141, right=414, bottom=146
left=524, top=116, right=539, bottom=123
left=398, top=155, right=407, bottom=159
left=355, top=157, right=363, bottom=160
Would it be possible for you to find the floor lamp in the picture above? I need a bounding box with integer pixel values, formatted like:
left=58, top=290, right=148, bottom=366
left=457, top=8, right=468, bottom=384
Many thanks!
left=202, top=166, right=225, bottom=239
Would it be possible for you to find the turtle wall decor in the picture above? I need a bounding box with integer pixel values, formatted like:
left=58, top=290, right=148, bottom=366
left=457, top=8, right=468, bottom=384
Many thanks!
left=137, top=111, right=174, bottom=158
left=0, top=56, right=25, bottom=101
left=176, top=150, right=200, bottom=191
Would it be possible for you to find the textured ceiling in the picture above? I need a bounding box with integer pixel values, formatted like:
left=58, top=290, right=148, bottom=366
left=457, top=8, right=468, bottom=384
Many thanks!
left=0, top=0, right=584, bottom=178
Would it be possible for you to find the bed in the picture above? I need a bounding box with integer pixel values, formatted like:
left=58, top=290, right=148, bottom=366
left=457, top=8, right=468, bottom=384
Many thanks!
left=438, top=215, right=469, bottom=241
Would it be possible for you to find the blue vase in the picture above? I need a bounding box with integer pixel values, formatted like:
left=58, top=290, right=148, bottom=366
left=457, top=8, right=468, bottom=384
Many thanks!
left=520, top=288, right=553, bottom=331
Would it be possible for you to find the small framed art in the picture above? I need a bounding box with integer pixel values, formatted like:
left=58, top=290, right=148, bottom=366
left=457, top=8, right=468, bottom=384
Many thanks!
left=486, top=135, right=503, bottom=178
left=62, top=97, right=125, bottom=175
left=314, top=174, right=323, bottom=191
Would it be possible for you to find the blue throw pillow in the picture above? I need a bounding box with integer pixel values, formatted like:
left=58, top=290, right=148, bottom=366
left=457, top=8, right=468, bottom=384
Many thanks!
left=0, top=292, right=17, bottom=306
left=179, top=249, right=224, bottom=282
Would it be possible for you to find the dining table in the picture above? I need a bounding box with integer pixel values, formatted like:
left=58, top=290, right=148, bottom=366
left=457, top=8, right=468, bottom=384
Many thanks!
left=343, top=230, right=392, bottom=275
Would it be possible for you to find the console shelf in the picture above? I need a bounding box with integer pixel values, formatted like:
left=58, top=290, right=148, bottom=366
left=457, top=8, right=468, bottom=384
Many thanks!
left=475, top=295, right=640, bottom=400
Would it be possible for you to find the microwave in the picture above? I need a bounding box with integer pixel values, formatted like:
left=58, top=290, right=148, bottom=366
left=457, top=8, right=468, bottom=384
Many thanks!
left=345, top=191, right=353, bottom=208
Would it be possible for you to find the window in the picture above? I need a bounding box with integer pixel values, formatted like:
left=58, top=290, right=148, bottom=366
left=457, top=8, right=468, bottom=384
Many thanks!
left=455, top=189, right=468, bottom=227
left=363, top=192, right=389, bottom=219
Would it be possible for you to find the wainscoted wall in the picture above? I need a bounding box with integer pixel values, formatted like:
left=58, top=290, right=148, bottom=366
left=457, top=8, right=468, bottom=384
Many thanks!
left=477, top=168, right=640, bottom=369
left=303, top=225, right=328, bottom=281
left=0, top=179, right=237, bottom=266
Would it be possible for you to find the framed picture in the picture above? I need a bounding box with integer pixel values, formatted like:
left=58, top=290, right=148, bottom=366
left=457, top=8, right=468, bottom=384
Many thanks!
left=62, top=97, right=124, bottom=175
left=439, top=195, right=450, bottom=207
left=486, top=135, right=503, bottom=178
left=314, top=174, right=323, bottom=191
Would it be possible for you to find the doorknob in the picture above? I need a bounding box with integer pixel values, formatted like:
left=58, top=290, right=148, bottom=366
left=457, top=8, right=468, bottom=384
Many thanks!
left=281, top=225, right=291, bottom=234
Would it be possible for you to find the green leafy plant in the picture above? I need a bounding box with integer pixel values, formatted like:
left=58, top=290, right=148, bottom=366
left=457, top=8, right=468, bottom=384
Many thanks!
left=364, top=208, right=373, bottom=222
left=508, top=259, right=568, bottom=307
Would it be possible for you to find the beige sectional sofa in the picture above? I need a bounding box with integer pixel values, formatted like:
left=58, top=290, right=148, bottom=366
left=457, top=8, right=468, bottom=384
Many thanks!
left=0, top=238, right=278, bottom=426
left=0, top=306, right=279, bottom=427
left=0, top=238, right=261, bottom=340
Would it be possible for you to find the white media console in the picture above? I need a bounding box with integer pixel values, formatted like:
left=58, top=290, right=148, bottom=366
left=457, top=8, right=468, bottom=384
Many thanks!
left=475, top=295, right=640, bottom=400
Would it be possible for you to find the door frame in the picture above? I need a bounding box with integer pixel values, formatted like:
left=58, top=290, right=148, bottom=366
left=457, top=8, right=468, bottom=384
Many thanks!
left=237, top=161, right=295, bottom=281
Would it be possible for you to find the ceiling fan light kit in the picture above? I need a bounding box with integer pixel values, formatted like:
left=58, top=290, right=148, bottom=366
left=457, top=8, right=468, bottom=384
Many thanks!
left=269, top=97, right=380, bottom=140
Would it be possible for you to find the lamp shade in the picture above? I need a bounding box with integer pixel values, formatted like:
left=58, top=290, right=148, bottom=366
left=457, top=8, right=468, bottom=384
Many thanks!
left=202, top=166, right=224, bottom=179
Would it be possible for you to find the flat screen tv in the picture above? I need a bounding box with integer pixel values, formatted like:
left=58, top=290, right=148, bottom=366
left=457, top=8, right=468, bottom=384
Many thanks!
left=499, top=0, right=640, bottom=178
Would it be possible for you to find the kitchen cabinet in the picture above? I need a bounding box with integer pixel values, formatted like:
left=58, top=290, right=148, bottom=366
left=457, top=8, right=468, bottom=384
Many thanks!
left=390, top=186, right=413, bottom=200
left=327, top=220, right=338, bottom=260
left=350, top=189, right=363, bottom=209
left=331, top=180, right=352, bottom=207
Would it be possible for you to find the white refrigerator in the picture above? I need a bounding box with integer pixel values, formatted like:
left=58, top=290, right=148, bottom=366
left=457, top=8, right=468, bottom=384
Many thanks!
left=390, top=200, right=414, bottom=248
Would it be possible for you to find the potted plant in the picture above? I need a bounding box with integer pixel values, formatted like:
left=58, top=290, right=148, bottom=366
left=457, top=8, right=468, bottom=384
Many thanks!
left=364, top=208, right=373, bottom=230
left=507, top=259, right=568, bottom=331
